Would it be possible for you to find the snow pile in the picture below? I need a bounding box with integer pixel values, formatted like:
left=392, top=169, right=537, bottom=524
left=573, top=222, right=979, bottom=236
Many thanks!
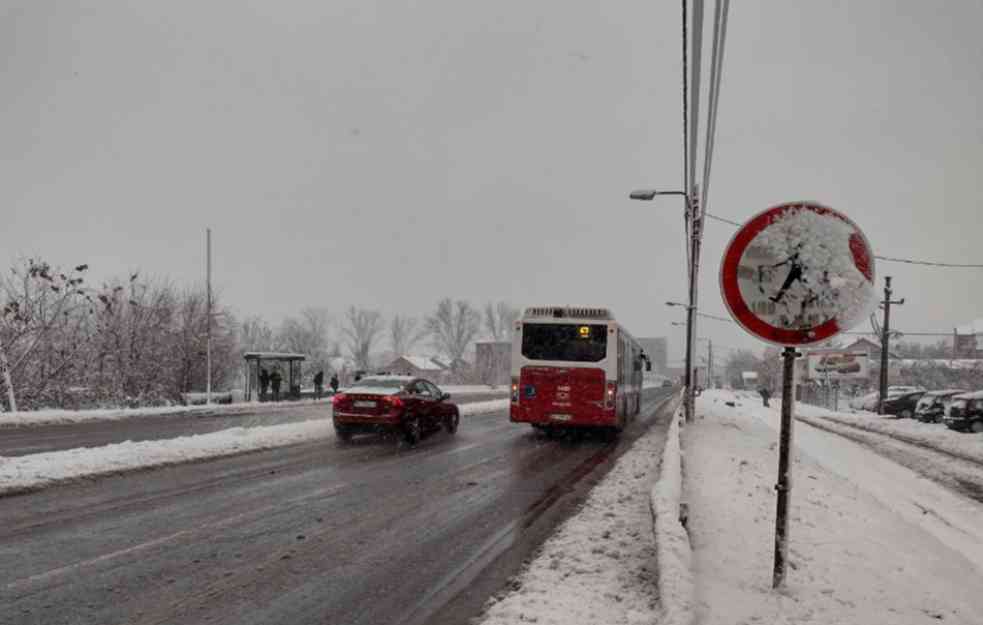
left=0, top=397, right=331, bottom=428
left=752, top=204, right=875, bottom=333
left=0, top=419, right=334, bottom=496
left=649, top=404, right=694, bottom=625
left=477, top=415, right=668, bottom=624
left=0, top=400, right=508, bottom=496
left=796, top=403, right=983, bottom=465
left=687, top=390, right=983, bottom=624
left=459, top=399, right=509, bottom=416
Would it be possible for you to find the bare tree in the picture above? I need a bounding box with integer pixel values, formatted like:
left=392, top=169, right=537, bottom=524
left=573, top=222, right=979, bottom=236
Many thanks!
left=426, top=298, right=480, bottom=362
left=0, top=259, right=92, bottom=412
left=342, top=307, right=384, bottom=370
left=390, top=314, right=425, bottom=356
left=277, top=307, right=333, bottom=379
left=484, top=301, right=520, bottom=342
left=239, top=315, right=277, bottom=353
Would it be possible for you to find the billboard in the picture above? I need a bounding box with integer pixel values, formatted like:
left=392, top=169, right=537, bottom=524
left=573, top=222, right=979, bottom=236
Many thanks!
left=806, top=350, right=869, bottom=381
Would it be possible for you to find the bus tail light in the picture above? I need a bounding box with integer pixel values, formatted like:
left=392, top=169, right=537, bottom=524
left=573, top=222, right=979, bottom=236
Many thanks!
left=605, top=382, right=616, bottom=410
left=511, top=378, right=520, bottom=404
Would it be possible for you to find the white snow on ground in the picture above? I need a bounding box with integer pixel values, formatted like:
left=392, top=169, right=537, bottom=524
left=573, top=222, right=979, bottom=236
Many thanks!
left=477, top=413, right=670, bottom=625
left=0, top=399, right=509, bottom=496
left=794, top=403, right=983, bottom=464
left=687, top=390, right=983, bottom=625
left=0, top=397, right=331, bottom=427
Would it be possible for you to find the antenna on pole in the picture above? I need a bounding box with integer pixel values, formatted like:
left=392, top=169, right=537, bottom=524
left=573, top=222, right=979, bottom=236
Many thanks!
left=206, top=228, right=212, bottom=405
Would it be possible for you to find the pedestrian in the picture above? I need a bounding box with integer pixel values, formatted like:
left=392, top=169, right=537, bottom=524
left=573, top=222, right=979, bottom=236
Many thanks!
left=759, top=386, right=771, bottom=408
left=259, top=368, right=270, bottom=402
left=270, top=368, right=283, bottom=402
left=313, top=370, right=324, bottom=399
left=329, top=373, right=339, bottom=394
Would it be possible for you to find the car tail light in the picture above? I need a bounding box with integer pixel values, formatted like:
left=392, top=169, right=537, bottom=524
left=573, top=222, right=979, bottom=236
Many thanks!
left=511, top=378, right=520, bottom=404
left=384, top=395, right=403, bottom=409
left=332, top=393, right=347, bottom=407
left=604, top=382, right=616, bottom=410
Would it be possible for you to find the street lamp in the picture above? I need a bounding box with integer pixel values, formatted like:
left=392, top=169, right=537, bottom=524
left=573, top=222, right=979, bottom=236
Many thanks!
left=632, top=187, right=701, bottom=422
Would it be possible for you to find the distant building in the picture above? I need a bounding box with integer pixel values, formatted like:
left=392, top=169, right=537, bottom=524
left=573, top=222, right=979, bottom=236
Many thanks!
left=385, top=355, right=447, bottom=379
left=475, top=341, right=511, bottom=386
left=636, top=337, right=668, bottom=373
left=954, top=319, right=983, bottom=358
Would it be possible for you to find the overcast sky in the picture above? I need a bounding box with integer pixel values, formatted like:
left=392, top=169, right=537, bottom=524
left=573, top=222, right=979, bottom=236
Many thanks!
left=3, top=1, right=982, bottom=361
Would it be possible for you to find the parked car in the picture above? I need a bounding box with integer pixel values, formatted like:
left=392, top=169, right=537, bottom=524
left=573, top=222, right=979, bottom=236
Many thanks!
left=849, top=386, right=927, bottom=413
left=661, top=380, right=673, bottom=388
left=914, top=390, right=968, bottom=423
left=943, top=391, right=983, bottom=433
left=880, top=390, right=926, bottom=418
left=331, top=375, right=460, bottom=444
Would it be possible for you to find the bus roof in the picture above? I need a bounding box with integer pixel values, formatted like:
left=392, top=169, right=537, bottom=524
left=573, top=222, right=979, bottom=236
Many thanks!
left=522, top=306, right=614, bottom=321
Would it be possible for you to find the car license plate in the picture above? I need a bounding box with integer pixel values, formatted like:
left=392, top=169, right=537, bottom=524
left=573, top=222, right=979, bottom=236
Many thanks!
left=354, top=400, right=377, bottom=408
left=550, top=413, right=572, bottom=422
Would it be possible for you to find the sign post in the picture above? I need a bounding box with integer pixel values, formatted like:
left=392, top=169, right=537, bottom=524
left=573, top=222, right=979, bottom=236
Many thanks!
left=720, top=202, right=877, bottom=589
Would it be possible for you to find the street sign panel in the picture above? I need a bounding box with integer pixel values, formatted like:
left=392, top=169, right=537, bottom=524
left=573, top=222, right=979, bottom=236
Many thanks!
left=805, top=349, right=869, bottom=381
left=720, top=202, right=876, bottom=346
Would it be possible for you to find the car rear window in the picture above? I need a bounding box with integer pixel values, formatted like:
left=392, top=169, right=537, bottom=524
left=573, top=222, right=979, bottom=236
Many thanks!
left=521, top=323, right=607, bottom=362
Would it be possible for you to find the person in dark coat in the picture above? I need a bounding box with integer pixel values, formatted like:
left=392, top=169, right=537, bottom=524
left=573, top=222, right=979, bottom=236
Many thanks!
left=259, top=368, right=270, bottom=401
left=329, top=373, right=339, bottom=394
left=759, top=386, right=772, bottom=407
left=270, top=369, right=283, bottom=402
left=313, top=370, right=324, bottom=399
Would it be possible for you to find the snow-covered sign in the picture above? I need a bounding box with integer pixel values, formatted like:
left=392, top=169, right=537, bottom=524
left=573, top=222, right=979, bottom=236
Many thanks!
left=741, top=371, right=759, bottom=381
left=720, top=202, right=876, bottom=346
left=805, top=350, right=869, bottom=381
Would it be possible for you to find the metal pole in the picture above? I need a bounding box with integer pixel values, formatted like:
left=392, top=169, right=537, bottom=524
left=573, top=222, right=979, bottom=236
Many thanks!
left=773, top=346, right=797, bottom=588
left=206, top=228, right=212, bottom=405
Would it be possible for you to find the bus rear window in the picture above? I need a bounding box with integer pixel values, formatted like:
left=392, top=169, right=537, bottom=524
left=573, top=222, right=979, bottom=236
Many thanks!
left=521, top=323, right=607, bottom=362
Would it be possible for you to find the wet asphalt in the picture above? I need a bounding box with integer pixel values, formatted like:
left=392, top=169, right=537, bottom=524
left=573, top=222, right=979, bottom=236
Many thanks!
left=0, top=387, right=677, bottom=625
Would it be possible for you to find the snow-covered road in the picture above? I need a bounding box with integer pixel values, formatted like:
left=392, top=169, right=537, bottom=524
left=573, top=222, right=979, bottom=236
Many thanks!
left=687, top=390, right=983, bottom=625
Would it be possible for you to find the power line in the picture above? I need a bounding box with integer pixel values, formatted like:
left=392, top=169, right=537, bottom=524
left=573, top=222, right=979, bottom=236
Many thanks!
left=872, top=256, right=983, bottom=268
left=701, top=0, right=730, bottom=215
left=705, top=212, right=983, bottom=267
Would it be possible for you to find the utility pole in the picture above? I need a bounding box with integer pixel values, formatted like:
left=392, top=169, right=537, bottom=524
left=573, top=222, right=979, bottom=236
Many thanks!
left=684, top=188, right=702, bottom=421
left=877, top=276, right=904, bottom=414
left=206, top=228, right=212, bottom=405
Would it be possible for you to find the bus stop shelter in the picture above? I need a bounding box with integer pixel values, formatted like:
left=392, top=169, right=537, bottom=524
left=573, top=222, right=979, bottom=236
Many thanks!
left=244, top=352, right=306, bottom=401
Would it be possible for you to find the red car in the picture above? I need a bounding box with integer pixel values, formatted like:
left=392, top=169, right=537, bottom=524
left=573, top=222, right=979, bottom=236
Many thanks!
left=331, top=375, right=460, bottom=444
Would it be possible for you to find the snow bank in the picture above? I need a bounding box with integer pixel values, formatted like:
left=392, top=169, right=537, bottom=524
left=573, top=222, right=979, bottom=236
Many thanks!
left=459, top=399, right=508, bottom=416
left=0, top=400, right=508, bottom=496
left=0, top=420, right=334, bottom=496
left=794, top=403, right=983, bottom=465
left=649, top=403, right=694, bottom=625
left=0, top=397, right=331, bottom=428
left=478, top=408, right=671, bottom=625
left=687, top=390, right=983, bottom=624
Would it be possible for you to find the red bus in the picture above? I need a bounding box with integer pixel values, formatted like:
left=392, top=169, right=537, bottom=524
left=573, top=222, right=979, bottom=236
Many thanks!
left=510, top=306, right=650, bottom=435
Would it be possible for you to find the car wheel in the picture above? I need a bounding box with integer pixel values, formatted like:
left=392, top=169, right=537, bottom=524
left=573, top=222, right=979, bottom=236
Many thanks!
left=971, top=420, right=983, bottom=434
left=404, top=417, right=422, bottom=445
left=334, top=423, right=353, bottom=442
left=444, top=411, right=460, bottom=434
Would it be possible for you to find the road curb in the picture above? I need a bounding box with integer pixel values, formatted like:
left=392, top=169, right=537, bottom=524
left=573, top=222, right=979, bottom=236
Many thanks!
left=649, top=392, right=695, bottom=625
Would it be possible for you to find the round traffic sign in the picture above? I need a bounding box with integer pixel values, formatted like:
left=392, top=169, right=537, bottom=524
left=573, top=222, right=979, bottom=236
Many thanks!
left=720, top=202, right=876, bottom=346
